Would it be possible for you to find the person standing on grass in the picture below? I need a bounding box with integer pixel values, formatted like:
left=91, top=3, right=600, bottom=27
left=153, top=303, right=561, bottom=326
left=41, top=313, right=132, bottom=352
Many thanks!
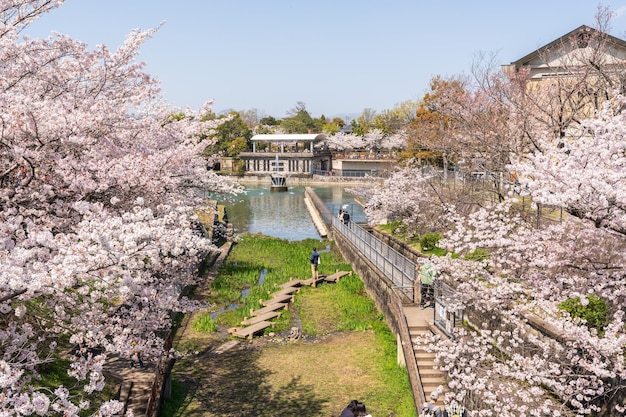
left=310, top=247, right=320, bottom=286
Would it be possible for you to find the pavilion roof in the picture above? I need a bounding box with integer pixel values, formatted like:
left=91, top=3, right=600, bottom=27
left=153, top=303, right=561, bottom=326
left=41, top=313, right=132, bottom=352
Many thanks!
left=250, top=134, right=327, bottom=142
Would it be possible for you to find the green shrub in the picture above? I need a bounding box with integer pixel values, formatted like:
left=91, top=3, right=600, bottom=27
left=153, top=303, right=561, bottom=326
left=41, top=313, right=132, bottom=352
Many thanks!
left=558, top=294, right=608, bottom=334
left=191, top=312, right=218, bottom=333
left=420, top=232, right=442, bottom=251
left=378, top=220, right=405, bottom=236
left=464, top=248, right=490, bottom=262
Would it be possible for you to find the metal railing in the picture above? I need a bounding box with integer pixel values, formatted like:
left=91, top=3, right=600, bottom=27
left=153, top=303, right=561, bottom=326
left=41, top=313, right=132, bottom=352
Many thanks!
left=310, top=169, right=392, bottom=178
left=331, top=217, right=417, bottom=301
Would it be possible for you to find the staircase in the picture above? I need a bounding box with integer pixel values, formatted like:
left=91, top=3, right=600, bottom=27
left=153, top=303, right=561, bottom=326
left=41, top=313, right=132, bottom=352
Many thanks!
left=103, top=355, right=154, bottom=416
left=404, top=306, right=446, bottom=397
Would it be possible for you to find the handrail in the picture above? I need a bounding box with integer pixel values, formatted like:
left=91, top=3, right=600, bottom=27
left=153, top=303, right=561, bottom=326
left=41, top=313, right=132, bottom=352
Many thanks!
left=331, top=217, right=417, bottom=301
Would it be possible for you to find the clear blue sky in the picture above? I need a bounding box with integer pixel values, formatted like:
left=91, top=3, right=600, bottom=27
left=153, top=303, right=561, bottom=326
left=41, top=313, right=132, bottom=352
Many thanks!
left=23, top=1, right=626, bottom=119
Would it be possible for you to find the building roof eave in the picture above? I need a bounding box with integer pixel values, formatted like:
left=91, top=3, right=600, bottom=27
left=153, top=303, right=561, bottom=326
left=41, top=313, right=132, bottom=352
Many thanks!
left=510, top=25, right=626, bottom=68
left=251, top=133, right=328, bottom=142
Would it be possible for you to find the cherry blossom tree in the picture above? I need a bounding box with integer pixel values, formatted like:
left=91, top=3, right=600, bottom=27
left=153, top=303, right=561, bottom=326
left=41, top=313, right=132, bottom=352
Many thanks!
left=325, top=129, right=407, bottom=153
left=383, top=129, right=409, bottom=150
left=362, top=128, right=408, bottom=151
left=363, top=167, right=449, bottom=237
left=423, top=193, right=626, bottom=415
left=365, top=7, right=626, bottom=416
left=374, top=140, right=625, bottom=415
left=0, top=1, right=241, bottom=415
left=324, top=131, right=365, bottom=151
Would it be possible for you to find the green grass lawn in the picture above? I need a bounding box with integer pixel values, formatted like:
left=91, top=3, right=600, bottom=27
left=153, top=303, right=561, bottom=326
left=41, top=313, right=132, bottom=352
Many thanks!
left=162, top=234, right=416, bottom=417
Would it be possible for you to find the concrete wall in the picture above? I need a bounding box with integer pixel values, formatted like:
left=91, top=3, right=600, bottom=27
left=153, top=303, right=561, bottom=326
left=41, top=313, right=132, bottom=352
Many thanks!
left=236, top=175, right=379, bottom=187
left=332, top=159, right=396, bottom=172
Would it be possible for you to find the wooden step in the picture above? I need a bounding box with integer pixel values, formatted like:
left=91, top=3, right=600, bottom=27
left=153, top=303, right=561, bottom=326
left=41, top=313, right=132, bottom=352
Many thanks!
left=228, top=320, right=275, bottom=340
left=300, top=277, right=321, bottom=286
left=250, top=303, right=288, bottom=317
left=418, top=367, right=442, bottom=376
left=409, top=327, right=432, bottom=335
left=409, top=323, right=431, bottom=331
left=242, top=311, right=281, bottom=325
left=421, top=376, right=445, bottom=385
left=280, top=279, right=304, bottom=288
left=273, top=286, right=300, bottom=296
left=417, top=358, right=440, bottom=367
left=260, top=293, right=294, bottom=306
left=423, top=386, right=446, bottom=397
left=413, top=350, right=437, bottom=361
left=417, top=359, right=439, bottom=368
left=412, top=341, right=436, bottom=350
left=324, top=270, right=352, bottom=283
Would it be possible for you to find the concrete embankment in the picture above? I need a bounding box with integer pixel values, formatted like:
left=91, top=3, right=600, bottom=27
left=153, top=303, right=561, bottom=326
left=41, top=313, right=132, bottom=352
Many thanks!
left=235, top=174, right=381, bottom=188
left=303, top=190, right=328, bottom=238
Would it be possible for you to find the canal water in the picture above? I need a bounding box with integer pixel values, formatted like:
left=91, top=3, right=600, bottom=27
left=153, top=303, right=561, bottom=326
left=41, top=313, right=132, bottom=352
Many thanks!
left=219, top=184, right=367, bottom=241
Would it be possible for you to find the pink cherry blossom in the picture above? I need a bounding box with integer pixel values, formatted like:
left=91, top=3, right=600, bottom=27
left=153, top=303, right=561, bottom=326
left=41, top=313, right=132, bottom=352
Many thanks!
left=0, top=1, right=241, bottom=415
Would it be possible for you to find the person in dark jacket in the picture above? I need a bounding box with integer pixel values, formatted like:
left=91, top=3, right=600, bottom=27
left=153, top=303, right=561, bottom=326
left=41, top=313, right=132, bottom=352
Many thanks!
left=339, top=400, right=359, bottom=417
left=340, top=400, right=371, bottom=417
left=352, top=401, right=370, bottom=417
left=420, top=391, right=443, bottom=417
left=310, top=247, right=320, bottom=286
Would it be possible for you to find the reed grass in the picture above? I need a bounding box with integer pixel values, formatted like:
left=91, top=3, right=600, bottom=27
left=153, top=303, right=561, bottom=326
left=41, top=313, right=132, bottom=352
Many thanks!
left=191, top=311, right=218, bottom=333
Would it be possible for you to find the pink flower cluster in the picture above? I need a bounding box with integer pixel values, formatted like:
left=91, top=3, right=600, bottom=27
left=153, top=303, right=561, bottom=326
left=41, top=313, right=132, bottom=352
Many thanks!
left=0, top=2, right=241, bottom=415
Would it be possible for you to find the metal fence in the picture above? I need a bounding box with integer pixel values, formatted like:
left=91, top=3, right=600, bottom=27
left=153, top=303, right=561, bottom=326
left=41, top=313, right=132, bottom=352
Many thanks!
left=310, top=169, right=391, bottom=178
left=433, top=280, right=463, bottom=337
left=331, top=216, right=417, bottom=301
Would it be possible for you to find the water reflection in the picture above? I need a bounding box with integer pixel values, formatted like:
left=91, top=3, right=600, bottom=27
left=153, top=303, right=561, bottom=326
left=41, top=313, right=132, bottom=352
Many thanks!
left=219, top=184, right=366, bottom=241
